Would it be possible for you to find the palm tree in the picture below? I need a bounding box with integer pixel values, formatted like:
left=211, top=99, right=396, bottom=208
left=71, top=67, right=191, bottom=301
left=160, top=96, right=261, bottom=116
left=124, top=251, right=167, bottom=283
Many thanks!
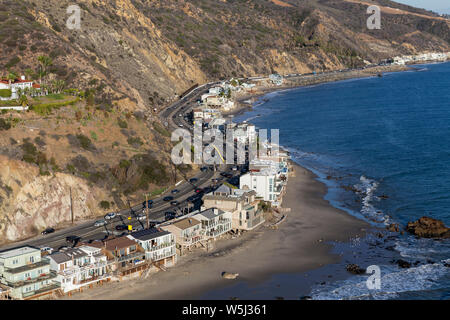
left=7, top=71, right=18, bottom=85
left=18, top=94, right=28, bottom=107
left=37, top=55, right=53, bottom=85
left=24, top=68, right=34, bottom=80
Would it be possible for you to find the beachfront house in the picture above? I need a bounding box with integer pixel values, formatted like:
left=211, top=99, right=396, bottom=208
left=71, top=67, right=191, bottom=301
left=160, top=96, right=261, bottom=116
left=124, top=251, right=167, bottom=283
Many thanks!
left=240, top=168, right=278, bottom=203
left=89, top=237, right=148, bottom=277
left=192, top=208, right=232, bottom=240
left=202, top=184, right=264, bottom=231
left=47, top=246, right=110, bottom=294
left=128, top=228, right=177, bottom=267
left=0, top=246, right=60, bottom=300
left=161, top=217, right=204, bottom=255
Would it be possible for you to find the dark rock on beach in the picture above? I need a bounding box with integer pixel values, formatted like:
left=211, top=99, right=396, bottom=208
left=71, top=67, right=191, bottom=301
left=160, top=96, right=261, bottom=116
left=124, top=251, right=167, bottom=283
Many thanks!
left=406, top=216, right=450, bottom=239
left=346, top=264, right=365, bottom=275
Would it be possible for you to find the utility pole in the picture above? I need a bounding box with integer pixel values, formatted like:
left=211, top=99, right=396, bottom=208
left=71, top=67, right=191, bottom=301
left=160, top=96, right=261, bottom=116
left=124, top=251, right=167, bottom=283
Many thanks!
left=69, top=187, right=74, bottom=225
left=145, top=193, right=149, bottom=229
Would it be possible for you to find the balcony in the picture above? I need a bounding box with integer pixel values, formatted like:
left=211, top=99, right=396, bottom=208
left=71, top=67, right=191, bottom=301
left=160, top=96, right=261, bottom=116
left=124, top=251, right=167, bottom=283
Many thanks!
left=22, top=282, right=61, bottom=299
left=115, top=251, right=145, bottom=263
left=147, top=240, right=175, bottom=252
left=4, top=270, right=58, bottom=288
left=4, top=259, right=50, bottom=275
left=149, top=249, right=176, bottom=262
left=203, top=218, right=231, bottom=229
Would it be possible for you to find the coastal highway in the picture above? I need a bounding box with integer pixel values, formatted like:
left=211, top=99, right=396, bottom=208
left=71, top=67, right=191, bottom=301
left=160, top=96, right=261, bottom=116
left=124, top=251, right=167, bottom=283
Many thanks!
left=0, top=78, right=234, bottom=253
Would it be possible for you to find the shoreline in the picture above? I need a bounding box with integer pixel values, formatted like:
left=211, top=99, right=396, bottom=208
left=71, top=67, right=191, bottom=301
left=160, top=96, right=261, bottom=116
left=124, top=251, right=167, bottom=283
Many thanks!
left=62, top=162, right=370, bottom=300
left=223, top=64, right=413, bottom=118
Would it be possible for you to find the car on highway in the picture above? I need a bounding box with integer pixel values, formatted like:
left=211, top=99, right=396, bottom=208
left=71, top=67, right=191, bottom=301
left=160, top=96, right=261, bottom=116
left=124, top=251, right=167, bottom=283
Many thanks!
left=163, top=196, right=174, bottom=201
left=171, top=189, right=179, bottom=194
left=232, top=166, right=239, bottom=171
left=142, top=200, right=153, bottom=208
left=66, top=235, right=81, bottom=244
left=189, top=178, right=198, bottom=183
left=170, top=200, right=179, bottom=206
left=200, top=166, right=208, bottom=172
left=94, top=219, right=107, bottom=227
left=165, top=212, right=176, bottom=221
left=41, top=227, right=55, bottom=235
left=104, top=212, right=117, bottom=220
left=178, top=124, right=183, bottom=127
left=115, top=224, right=128, bottom=231
left=137, top=214, right=147, bottom=221
left=186, top=195, right=197, bottom=202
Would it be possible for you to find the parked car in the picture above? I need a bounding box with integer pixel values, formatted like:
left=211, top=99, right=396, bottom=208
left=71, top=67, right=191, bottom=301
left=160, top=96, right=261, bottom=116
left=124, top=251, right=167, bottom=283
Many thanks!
left=171, top=189, right=179, bottom=194
left=137, top=214, right=147, bottom=221
left=41, top=227, right=55, bottom=235
left=187, top=195, right=197, bottom=202
left=163, top=196, right=174, bottom=201
left=170, top=200, right=179, bottom=206
left=104, top=212, right=117, bottom=220
left=39, top=246, right=53, bottom=255
left=94, top=220, right=107, bottom=227
left=200, top=166, right=208, bottom=172
left=232, top=166, right=238, bottom=171
left=115, top=224, right=128, bottom=231
left=189, top=178, right=198, bottom=183
left=66, top=235, right=81, bottom=244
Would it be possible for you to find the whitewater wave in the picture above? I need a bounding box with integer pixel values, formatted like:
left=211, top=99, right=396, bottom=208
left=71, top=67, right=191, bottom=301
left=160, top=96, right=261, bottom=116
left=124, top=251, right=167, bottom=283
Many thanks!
left=311, top=262, right=450, bottom=300
left=354, top=176, right=390, bottom=225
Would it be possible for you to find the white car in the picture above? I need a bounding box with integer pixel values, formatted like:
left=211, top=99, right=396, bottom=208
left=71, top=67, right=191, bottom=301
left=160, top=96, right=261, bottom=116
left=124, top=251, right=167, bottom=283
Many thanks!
left=104, top=212, right=117, bottom=220
left=39, top=246, right=53, bottom=255
left=137, top=214, right=147, bottom=221
left=178, top=124, right=183, bottom=127
left=94, top=219, right=107, bottom=227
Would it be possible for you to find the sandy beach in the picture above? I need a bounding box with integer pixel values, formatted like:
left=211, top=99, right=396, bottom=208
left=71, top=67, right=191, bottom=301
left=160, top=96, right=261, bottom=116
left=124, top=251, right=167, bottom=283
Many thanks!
left=62, top=163, right=369, bottom=300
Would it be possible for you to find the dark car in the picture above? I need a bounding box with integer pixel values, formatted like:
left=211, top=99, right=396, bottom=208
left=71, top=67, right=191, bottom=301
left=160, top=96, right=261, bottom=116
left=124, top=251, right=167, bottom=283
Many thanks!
left=66, top=235, right=81, bottom=244
left=115, top=224, right=128, bottom=231
left=41, top=227, right=55, bottom=235
left=165, top=212, right=176, bottom=221
left=142, top=200, right=153, bottom=208
left=200, top=167, right=208, bottom=172
left=189, top=178, right=198, bottom=183
left=170, top=200, right=179, bottom=206
left=187, top=195, right=197, bottom=202
left=171, top=189, right=179, bottom=194
left=163, top=196, right=174, bottom=201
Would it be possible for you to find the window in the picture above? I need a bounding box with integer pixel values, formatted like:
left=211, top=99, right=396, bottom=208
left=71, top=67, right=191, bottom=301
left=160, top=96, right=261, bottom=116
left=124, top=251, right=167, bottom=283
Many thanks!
left=130, top=245, right=136, bottom=252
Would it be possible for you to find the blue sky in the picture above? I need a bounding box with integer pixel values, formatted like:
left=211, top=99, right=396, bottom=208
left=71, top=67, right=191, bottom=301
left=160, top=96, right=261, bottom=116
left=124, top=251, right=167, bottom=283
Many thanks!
left=394, top=0, right=450, bottom=14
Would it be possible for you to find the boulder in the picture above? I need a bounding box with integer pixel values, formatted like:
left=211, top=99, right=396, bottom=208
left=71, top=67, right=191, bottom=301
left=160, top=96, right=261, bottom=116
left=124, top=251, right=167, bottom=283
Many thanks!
left=395, top=259, right=411, bottom=268
left=346, top=264, right=365, bottom=275
left=406, top=216, right=450, bottom=239
left=387, top=223, right=399, bottom=232
left=221, top=272, right=239, bottom=280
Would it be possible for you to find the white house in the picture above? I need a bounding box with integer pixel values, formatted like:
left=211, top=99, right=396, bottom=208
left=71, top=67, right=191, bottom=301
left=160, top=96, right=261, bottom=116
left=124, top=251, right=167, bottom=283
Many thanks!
left=240, top=168, right=278, bottom=203
left=128, top=228, right=177, bottom=267
left=0, top=76, right=40, bottom=100
left=47, top=246, right=109, bottom=294
left=192, top=208, right=232, bottom=240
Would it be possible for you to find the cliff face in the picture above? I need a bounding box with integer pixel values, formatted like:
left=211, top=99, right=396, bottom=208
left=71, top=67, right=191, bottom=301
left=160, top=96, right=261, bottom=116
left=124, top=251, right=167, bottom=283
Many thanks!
left=1, top=0, right=449, bottom=109
left=0, top=156, right=106, bottom=242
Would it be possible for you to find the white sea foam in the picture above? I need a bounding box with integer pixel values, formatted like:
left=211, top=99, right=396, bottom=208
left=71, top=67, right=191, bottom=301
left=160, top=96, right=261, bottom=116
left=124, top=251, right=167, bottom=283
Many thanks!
left=311, top=262, right=450, bottom=300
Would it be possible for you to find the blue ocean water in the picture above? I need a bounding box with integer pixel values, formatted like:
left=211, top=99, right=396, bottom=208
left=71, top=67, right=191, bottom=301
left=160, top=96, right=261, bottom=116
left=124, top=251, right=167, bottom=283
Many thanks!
left=229, top=63, right=450, bottom=299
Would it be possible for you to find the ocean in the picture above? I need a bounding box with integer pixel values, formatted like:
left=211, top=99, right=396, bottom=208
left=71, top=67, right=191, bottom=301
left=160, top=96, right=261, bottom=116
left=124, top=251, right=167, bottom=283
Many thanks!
left=203, top=62, right=450, bottom=300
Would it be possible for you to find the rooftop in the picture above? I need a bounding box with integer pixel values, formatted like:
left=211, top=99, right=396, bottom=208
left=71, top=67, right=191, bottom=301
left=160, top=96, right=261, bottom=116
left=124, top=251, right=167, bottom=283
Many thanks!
left=90, top=237, right=137, bottom=251
left=194, top=208, right=226, bottom=220
left=0, top=246, right=39, bottom=260
left=170, top=217, right=201, bottom=230
left=130, top=228, right=171, bottom=241
left=48, top=252, right=71, bottom=264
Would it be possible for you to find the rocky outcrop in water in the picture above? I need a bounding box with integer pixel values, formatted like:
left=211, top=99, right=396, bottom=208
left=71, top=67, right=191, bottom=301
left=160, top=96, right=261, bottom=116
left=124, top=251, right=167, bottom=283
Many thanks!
left=406, top=217, right=450, bottom=239
left=346, top=264, right=365, bottom=275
